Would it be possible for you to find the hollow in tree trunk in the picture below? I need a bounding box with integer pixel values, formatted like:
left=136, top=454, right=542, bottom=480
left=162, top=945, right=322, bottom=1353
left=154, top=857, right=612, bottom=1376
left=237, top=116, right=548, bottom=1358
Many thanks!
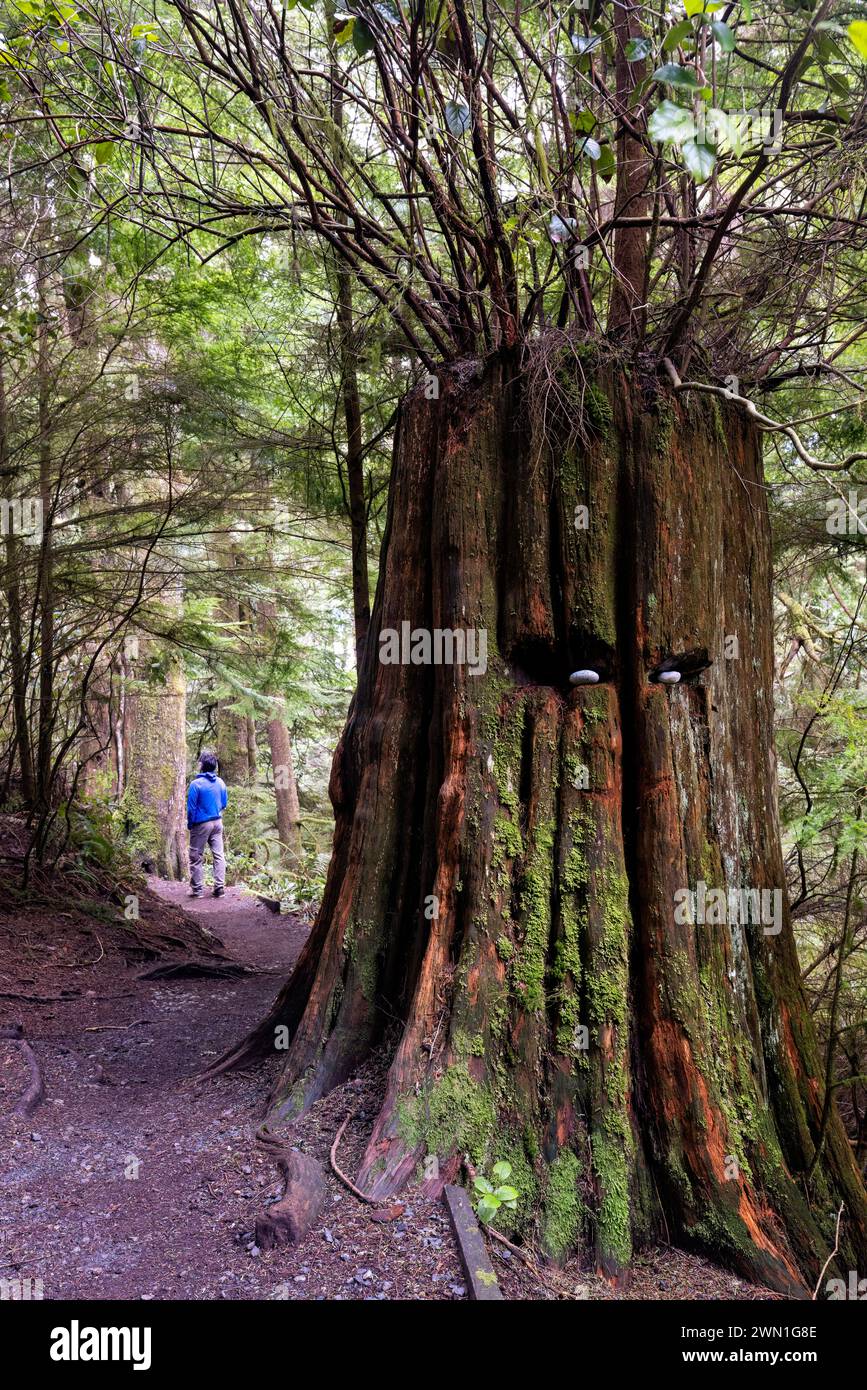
left=219, top=348, right=867, bottom=1295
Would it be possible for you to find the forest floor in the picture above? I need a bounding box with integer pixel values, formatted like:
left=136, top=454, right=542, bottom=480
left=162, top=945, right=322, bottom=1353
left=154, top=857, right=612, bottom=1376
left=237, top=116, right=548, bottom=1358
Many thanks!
left=0, top=839, right=781, bottom=1301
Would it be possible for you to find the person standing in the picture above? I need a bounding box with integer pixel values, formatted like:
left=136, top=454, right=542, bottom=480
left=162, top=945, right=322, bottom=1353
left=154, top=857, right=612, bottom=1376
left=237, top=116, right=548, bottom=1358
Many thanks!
left=187, top=749, right=228, bottom=898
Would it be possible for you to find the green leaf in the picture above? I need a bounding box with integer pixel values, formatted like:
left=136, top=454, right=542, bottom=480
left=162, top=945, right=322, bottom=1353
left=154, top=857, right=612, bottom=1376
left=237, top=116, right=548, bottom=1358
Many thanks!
left=684, top=0, right=725, bottom=13
left=476, top=1195, right=500, bottom=1223
left=491, top=1161, right=512, bottom=1182
left=94, top=140, right=115, bottom=164
left=662, top=20, right=694, bottom=53
left=848, top=20, right=867, bottom=60
left=596, top=143, right=616, bottom=182
left=333, top=12, right=355, bottom=44
left=494, top=1185, right=520, bottom=1202
left=569, top=107, right=596, bottom=134
left=827, top=72, right=850, bottom=98
left=682, top=138, right=716, bottom=181
left=625, top=36, right=652, bottom=61
left=444, top=99, right=470, bottom=136
left=351, top=15, right=374, bottom=55
left=652, top=62, right=702, bottom=89
left=711, top=20, right=735, bottom=51
left=473, top=1175, right=495, bottom=1193
left=648, top=99, right=697, bottom=144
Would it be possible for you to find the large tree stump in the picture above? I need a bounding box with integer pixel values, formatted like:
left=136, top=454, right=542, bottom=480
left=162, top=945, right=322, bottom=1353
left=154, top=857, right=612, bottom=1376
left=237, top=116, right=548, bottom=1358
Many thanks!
left=219, top=347, right=867, bottom=1295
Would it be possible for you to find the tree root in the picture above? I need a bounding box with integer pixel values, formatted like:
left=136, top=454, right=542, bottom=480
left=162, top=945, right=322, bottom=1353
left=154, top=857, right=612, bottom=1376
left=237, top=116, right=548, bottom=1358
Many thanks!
left=328, top=1110, right=379, bottom=1205
left=253, top=1127, right=327, bottom=1249
left=138, top=961, right=256, bottom=980
left=0, top=1024, right=46, bottom=1117
left=0, top=989, right=80, bottom=1003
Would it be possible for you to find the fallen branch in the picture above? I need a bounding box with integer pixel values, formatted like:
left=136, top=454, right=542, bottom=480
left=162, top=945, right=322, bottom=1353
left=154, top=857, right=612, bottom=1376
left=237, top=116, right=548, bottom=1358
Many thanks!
left=84, top=1020, right=154, bottom=1032
left=0, top=1024, right=46, bottom=1117
left=485, top=1223, right=536, bottom=1266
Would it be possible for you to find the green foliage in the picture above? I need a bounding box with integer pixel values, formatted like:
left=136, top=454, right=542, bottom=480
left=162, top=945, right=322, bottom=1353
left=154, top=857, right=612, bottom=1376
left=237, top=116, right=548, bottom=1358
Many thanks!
left=473, top=1161, right=520, bottom=1225
left=62, top=794, right=151, bottom=883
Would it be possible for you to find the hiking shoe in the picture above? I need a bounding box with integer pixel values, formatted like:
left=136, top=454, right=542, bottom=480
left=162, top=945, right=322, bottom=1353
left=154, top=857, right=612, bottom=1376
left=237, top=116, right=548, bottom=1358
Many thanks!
left=189, top=890, right=203, bottom=899
left=213, top=887, right=225, bottom=898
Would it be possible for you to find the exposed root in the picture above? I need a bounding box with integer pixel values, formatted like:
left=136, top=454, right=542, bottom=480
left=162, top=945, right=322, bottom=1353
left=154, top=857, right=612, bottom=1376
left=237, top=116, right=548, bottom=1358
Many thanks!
left=139, top=961, right=260, bottom=981
left=329, top=1110, right=378, bottom=1204
left=1, top=1023, right=46, bottom=1117
left=253, top=1127, right=327, bottom=1250
left=0, top=988, right=79, bottom=1003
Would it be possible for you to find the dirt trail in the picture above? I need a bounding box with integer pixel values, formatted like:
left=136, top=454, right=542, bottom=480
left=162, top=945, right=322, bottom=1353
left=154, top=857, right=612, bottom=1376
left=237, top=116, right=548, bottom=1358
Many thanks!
left=0, top=875, right=777, bottom=1302
left=0, top=880, right=464, bottom=1301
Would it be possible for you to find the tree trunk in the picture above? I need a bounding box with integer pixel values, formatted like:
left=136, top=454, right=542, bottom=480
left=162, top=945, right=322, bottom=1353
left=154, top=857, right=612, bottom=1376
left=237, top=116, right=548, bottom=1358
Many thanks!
left=214, top=546, right=255, bottom=784
left=123, top=634, right=188, bottom=880
left=327, top=12, right=371, bottom=667
left=77, top=654, right=115, bottom=798
left=266, top=706, right=302, bottom=866
left=608, top=1, right=651, bottom=339
left=35, top=258, right=55, bottom=814
left=0, top=360, right=35, bottom=805
left=218, top=349, right=867, bottom=1294
left=335, top=265, right=371, bottom=667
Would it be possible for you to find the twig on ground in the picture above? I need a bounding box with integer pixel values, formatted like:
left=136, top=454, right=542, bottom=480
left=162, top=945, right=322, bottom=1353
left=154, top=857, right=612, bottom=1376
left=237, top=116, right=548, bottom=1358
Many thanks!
left=84, top=1019, right=154, bottom=1032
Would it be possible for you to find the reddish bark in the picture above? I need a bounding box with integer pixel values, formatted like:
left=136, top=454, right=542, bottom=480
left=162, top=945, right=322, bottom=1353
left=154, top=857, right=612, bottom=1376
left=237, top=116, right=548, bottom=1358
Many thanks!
left=216, top=349, right=867, bottom=1293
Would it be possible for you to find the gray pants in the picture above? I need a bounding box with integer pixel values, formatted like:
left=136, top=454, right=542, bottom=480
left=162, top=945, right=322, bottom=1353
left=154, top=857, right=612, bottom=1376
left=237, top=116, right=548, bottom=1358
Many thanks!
left=189, top=819, right=225, bottom=892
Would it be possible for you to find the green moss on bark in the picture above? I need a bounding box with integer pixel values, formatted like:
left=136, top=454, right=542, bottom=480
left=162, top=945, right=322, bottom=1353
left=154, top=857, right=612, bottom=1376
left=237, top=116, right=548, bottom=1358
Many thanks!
left=541, top=1148, right=584, bottom=1259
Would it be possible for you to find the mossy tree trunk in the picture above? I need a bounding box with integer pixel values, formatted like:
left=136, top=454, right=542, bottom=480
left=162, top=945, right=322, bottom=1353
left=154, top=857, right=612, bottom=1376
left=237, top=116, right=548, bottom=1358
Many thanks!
left=220, top=350, right=867, bottom=1295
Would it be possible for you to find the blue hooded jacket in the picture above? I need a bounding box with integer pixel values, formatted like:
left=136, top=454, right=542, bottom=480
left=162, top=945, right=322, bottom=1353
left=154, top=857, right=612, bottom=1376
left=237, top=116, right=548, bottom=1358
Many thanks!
left=187, top=770, right=228, bottom=827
